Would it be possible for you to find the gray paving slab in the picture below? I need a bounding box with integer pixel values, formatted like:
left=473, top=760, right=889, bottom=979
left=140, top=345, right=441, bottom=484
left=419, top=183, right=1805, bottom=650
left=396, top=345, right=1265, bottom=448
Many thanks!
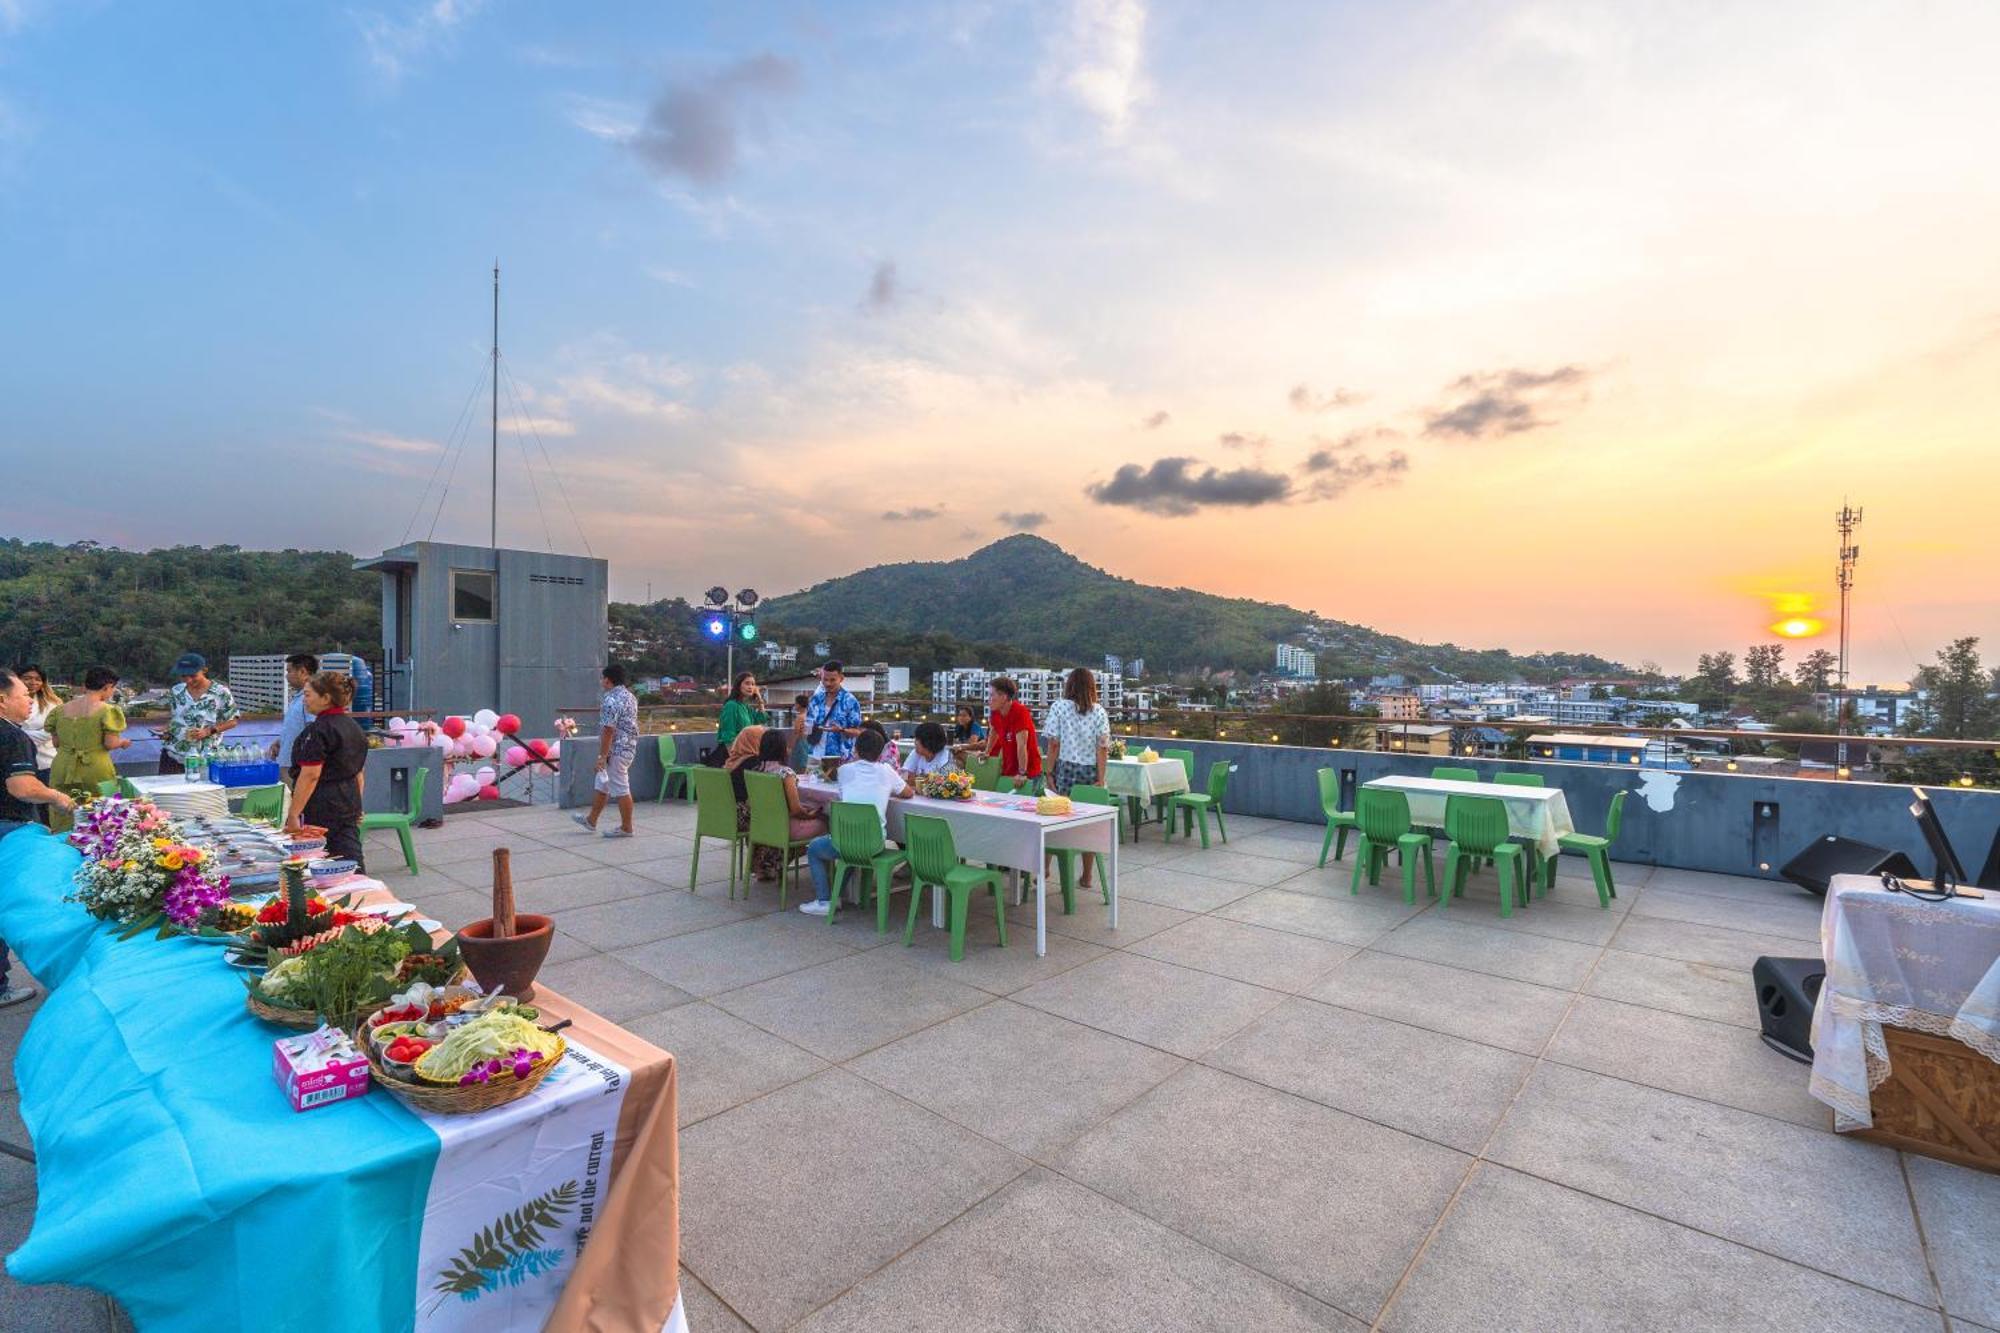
left=1012, top=952, right=1287, bottom=1059
left=848, top=1000, right=1184, bottom=1160
left=680, top=1068, right=1026, bottom=1332
left=616, top=915, right=857, bottom=997
left=622, top=1001, right=827, bottom=1127
left=1129, top=915, right=1357, bottom=992
left=1205, top=997, right=1532, bottom=1152
left=679, top=1268, right=752, bottom=1333
left=1584, top=948, right=1759, bottom=1027
left=1035, top=894, right=1194, bottom=947
left=1114, top=864, right=1264, bottom=913
left=1629, top=885, right=1822, bottom=944
left=1056, top=1065, right=1469, bottom=1321
left=1382, top=1164, right=1944, bottom=1333
left=1369, top=915, right=1604, bottom=989
left=711, top=950, right=992, bottom=1062
left=1148, top=846, right=1311, bottom=887
left=535, top=952, right=695, bottom=1023
left=1215, top=886, right=1419, bottom=946
left=792, top=1168, right=1361, bottom=1332
left=1608, top=913, right=1818, bottom=972
left=1309, top=950, right=1574, bottom=1055
left=556, top=889, right=756, bottom=950
left=1487, top=1063, right=1933, bottom=1305
left=1906, top=1154, right=2000, bottom=1328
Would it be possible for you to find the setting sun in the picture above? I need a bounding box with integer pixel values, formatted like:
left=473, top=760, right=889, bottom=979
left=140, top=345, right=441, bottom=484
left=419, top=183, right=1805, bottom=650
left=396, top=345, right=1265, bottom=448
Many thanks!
left=1772, top=617, right=1826, bottom=638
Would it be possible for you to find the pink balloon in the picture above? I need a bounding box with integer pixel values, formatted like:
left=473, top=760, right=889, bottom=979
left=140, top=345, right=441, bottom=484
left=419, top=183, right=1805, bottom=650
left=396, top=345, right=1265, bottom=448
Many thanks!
left=472, top=734, right=497, bottom=758
left=430, top=734, right=451, bottom=750
left=476, top=784, right=500, bottom=800
left=474, top=766, right=497, bottom=786
left=503, top=745, right=530, bottom=767
left=496, top=714, right=521, bottom=736
left=440, top=716, right=466, bottom=739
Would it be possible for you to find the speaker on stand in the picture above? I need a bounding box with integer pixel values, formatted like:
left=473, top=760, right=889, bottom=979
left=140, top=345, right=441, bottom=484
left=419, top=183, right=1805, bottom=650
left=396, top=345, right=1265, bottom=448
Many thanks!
left=1779, top=835, right=1920, bottom=897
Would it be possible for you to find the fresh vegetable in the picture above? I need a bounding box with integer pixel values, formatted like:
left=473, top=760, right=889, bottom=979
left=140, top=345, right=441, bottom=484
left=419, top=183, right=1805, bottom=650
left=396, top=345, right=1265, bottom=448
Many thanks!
left=414, top=1012, right=561, bottom=1084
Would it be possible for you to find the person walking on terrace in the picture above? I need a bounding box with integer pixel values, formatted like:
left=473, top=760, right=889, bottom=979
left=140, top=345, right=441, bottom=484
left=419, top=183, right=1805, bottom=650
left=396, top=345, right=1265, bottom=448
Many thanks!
left=575, top=663, right=640, bottom=838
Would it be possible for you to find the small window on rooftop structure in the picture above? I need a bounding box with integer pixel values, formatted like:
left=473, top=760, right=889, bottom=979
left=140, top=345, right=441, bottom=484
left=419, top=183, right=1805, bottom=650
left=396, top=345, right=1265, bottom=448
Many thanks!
left=451, top=570, right=496, bottom=622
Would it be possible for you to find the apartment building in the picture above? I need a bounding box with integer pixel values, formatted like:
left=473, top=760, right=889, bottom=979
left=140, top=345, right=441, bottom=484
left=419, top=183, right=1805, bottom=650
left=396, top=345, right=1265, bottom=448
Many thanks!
left=1374, top=691, right=1423, bottom=720
left=1275, top=643, right=1318, bottom=678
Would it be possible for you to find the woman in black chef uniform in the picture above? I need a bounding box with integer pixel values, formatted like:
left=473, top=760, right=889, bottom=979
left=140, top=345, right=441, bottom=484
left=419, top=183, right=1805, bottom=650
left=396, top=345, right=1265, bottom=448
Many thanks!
left=284, top=671, right=368, bottom=870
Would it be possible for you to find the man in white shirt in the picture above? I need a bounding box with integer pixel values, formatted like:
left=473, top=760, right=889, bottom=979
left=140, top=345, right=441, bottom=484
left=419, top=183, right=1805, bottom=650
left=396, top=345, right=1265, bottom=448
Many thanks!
left=801, top=729, right=911, bottom=916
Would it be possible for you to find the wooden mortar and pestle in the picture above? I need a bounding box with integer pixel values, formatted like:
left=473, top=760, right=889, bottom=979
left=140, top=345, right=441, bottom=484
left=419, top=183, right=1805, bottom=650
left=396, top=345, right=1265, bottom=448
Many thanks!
left=455, top=848, right=554, bottom=1000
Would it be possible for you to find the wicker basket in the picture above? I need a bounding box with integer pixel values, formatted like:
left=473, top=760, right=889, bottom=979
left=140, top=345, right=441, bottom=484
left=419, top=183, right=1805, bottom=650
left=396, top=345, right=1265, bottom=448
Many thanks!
left=245, top=992, right=320, bottom=1030
left=363, top=1037, right=566, bottom=1116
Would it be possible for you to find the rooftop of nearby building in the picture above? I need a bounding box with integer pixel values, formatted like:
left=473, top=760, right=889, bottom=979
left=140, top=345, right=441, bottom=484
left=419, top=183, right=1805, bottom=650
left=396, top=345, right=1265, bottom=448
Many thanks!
left=6, top=801, right=1993, bottom=1331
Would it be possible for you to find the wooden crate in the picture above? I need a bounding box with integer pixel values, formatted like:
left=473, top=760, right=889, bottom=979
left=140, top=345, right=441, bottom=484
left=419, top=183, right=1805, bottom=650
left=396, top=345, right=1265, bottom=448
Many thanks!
left=1846, top=1025, right=2000, bottom=1173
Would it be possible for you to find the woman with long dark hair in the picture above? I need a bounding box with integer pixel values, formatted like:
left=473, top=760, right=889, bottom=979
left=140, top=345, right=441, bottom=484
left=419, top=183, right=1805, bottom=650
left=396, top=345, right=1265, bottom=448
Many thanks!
left=285, top=672, right=369, bottom=870
left=717, top=671, right=768, bottom=752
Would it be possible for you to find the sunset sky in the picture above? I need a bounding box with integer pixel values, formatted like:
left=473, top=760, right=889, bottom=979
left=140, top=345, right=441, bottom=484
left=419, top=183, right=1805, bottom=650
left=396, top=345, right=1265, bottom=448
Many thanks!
left=4, top=1, right=1997, bottom=682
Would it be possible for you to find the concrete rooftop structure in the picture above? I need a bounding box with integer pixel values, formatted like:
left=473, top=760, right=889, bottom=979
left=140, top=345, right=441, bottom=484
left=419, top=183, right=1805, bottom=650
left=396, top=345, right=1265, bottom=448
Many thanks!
left=6, top=802, right=1996, bottom=1331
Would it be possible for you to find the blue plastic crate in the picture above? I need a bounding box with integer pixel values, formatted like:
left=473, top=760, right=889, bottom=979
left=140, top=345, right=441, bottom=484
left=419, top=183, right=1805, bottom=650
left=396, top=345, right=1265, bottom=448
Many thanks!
left=209, top=760, right=281, bottom=789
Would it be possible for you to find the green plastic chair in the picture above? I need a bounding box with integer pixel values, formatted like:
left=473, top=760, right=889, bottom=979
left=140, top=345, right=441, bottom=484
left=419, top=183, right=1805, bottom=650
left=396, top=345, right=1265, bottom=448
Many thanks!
left=1046, top=783, right=1116, bottom=910
left=826, top=799, right=909, bottom=933
left=359, top=765, right=429, bottom=876
left=901, top=813, right=1008, bottom=961
left=1155, top=748, right=1197, bottom=836
left=1555, top=791, right=1627, bottom=908
left=966, top=755, right=1003, bottom=791
left=1008, top=774, right=1046, bottom=796
left=96, top=779, right=120, bottom=798
left=1493, top=772, right=1545, bottom=787
left=1316, top=768, right=1358, bottom=866
left=1440, top=794, right=1528, bottom=917
left=656, top=734, right=697, bottom=802
left=688, top=766, right=746, bottom=897
left=118, top=776, right=141, bottom=799
left=1430, top=766, right=1478, bottom=782
left=1350, top=787, right=1436, bottom=905
left=239, top=783, right=286, bottom=824
left=745, top=770, right=815, bottom=908
left=1167, top=759, right=1232, bottom=847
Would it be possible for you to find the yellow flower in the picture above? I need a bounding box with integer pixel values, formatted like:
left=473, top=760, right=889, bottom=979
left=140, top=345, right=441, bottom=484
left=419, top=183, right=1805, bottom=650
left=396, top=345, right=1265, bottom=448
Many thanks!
left=160, top=853, right=185, bottom=871
left=152, top=838, right=171, bottom=850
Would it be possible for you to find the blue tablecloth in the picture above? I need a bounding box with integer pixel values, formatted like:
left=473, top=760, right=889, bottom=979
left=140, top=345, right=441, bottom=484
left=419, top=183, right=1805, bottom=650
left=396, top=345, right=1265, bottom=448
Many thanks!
left=0, top=826, right=441, bottom=1331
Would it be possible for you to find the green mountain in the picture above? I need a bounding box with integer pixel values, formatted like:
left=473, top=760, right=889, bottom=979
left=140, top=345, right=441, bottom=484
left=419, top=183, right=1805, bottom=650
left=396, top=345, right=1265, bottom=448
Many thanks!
left=760, top=534, right=1623, bottom=681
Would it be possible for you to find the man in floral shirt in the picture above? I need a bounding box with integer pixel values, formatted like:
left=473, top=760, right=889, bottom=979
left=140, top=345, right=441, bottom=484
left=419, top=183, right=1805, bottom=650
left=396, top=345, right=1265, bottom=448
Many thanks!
left=574, top=663, right=640, bottom=838
left=800, top=660, right=863, bottom=763
left=161, top=653, right=240, bottom=774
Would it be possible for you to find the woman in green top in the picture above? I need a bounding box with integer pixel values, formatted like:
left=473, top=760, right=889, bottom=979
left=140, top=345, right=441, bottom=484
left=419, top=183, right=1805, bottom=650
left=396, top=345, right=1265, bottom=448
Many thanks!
left=716, top=671, right=769, bottom=751
left=47, top=666, right=131, bottom=833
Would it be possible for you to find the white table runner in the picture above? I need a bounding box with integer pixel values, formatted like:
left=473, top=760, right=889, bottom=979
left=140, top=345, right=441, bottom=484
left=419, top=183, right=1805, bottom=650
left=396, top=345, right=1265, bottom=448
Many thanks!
left=1360, top=775, right=1575, bottom=857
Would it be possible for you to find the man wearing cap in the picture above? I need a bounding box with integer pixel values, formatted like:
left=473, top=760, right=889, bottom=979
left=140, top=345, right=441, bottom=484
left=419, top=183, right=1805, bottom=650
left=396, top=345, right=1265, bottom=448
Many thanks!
left=161, top=653, right=240, bottom=775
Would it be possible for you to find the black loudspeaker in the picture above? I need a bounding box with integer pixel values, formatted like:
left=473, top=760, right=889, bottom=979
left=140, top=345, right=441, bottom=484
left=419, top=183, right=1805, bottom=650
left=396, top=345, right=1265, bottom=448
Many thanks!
left=1753, top=956, right=1825, bottom=1064
left=1779, top=835, right=1920, bottom=897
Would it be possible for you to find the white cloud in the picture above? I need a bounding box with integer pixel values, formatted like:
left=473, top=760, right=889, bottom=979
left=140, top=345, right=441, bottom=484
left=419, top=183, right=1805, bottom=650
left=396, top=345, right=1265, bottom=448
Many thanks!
left=352, top=0, right=487, bottom=85
left=1054, top=0, right=1148, bottom=140
left=564, top=94, right=639, bottom=142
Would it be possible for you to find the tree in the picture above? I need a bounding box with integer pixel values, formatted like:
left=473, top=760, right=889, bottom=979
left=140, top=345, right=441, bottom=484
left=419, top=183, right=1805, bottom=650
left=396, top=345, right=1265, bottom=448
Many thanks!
left=1744, top=644, right=1785, bottom=690
left=1794, top=648, right=1837, bottom=693
left=1911, top=637, right=1997, bottom=740
left=1694, top=651, right=1738, bottom=692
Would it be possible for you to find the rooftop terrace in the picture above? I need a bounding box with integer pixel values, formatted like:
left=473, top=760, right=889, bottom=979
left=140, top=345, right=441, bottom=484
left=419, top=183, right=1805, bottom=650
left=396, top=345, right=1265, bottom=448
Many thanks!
left=6, top=801, right=1996, bottom=1331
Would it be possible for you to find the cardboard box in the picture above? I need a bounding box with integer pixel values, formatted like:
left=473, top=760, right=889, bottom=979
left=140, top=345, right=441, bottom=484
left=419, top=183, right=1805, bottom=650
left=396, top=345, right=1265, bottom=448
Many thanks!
left=273, top=1027, right=372, bottom=1111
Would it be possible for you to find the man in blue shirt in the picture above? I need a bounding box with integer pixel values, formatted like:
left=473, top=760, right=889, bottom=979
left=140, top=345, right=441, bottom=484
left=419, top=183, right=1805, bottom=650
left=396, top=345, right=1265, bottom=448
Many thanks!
left=267, top=652, right=318, bottom=778
left=800, top=661, right=863, bottom=762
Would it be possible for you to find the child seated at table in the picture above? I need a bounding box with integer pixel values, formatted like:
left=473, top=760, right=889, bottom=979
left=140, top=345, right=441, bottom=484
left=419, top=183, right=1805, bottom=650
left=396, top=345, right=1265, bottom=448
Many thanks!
left=802, top=729, right=912, bottom=917
left=902, top=721, right=955, bottom=778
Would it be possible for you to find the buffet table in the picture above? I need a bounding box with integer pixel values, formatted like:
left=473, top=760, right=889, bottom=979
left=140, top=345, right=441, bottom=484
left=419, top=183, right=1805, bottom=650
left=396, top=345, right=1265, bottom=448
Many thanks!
left=1811, top=871, right=2000, bottom=1166
left=0, top=827, right=685, bottom=1332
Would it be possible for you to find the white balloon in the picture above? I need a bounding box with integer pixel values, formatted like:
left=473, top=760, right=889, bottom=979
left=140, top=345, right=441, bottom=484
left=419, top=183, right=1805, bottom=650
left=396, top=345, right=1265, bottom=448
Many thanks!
left=474, top=766, right=497, bottom=786
left=473, top=709, right=500, bottom=730
left=431, top=734, right=451, bottom=749
left=389, top=716, right=408, bottom=731
left=470, top=734, right=497, bottom=758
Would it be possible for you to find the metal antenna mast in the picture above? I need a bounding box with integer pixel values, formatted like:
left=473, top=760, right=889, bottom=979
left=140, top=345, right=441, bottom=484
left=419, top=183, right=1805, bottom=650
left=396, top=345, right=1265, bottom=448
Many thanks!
left=1835, top=502, right=1863, bottom=769
left=490, top=262, right=501, bottom=550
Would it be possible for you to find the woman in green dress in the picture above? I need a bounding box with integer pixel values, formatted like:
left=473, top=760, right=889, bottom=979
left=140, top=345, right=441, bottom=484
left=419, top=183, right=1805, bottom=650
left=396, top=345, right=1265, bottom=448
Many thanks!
left=715, top=672, right=769, bottom=754
left=47, top=666, right=130, bottom=833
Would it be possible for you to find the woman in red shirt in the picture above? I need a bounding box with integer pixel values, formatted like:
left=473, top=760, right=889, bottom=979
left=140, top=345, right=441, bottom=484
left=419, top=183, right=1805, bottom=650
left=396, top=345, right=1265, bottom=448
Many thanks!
left=985, top=676, right=1042, bottom=781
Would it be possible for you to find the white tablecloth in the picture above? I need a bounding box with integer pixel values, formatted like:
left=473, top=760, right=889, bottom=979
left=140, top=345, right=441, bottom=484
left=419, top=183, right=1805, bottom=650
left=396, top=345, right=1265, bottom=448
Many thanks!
left=126, top=774, right=230, bottom=822
left=1809, top=873, right=2000, bottom=1130
left=1361, top=775, right=1575, bottom=857
left=1104, top=758, right=1189, bottom=802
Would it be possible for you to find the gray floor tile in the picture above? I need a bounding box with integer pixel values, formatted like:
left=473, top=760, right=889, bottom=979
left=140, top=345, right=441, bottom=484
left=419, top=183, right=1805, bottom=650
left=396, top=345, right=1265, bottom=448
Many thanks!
left=1309, top=951, right=1574, bottom=1055
left=679, top=1268, right=752, bottom=1333
left=1608, top=913, right=1816, bottom=972
left=506, top=864, right=674, bottom=913
left=535, top=952, right=695, bottom=1023
left=1629, top=885, right=1822, bottom=943
left=680, top=1069, right=1026, bottom=1332
left=1115, top=864, right=1264, bottom=913
left=622, top=1002, right=827, bottom=1127
left=556, top=890, right=755, bottom=950
left=1416, top=894, right=1623, bottom=946
left=0, top=1199, right=121, bottom=1333
left=575, top=829, right=697, bottom=866
left=1545, top=996, right=1827, bottom=1129
left=1216, top=887, right=1419, bottom=946
left=1370, top=915, right=1603, bottom=989
left=712, top=951, right=991, bottom=1062
left=849, top=1000, right=1183, bottom=1160
left=424, top=844, right=586, bottom=882
left=1057, top=1065, right=1469, bottom=1321
left=1228, top=830, right=1338, bottom=865
left=1382, top=1164, right=1944, bottom=1333
left=1035, top=894, right=1194, bottom=948
left=1205, top=997, right=1532, bottom=1152
left=402, top=886, right=492, bottom=932
left=1487, top=1063, right=1932, bottom=1305
left=898, top=912, right=1112, bottom=995
left=1148, top=846, right=1309, bottom=887
left=1585, top=949, right=1759, bottom=1028
left=792, top=1168, right=1361, bottom=1333
left=541, top=929, right=596, bottom=967
left=1646, top=866, right=1799, bottom=901
left=1906, top=1154, right=2000, bottom=1328
left=1013, top=952, right=1287, bottom=1059
left=0, top=1093, right=34, bottom=1207
left=1130, top=916, right=1357, bottom=992
left=615, top=915, right=857, bottom=997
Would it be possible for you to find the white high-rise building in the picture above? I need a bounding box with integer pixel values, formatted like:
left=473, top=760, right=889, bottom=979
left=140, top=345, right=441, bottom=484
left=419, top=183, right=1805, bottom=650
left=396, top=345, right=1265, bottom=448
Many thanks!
left=1275, top=643, right=1317, bottom=678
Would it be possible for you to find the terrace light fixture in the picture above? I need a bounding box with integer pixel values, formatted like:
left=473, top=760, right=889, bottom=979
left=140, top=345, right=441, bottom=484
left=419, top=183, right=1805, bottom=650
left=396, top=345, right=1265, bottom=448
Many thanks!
left=1726, top=759, right=1740, bottom=772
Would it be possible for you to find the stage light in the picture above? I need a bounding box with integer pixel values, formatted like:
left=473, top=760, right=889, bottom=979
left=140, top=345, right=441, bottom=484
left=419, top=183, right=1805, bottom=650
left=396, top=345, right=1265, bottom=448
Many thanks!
left=739, top=620, right=759, bottom=642
left=735, top=589, right=759, bottom=608
left=702, top=616, right=728, bottom=642
left=704, top=586, right=730, bottom=607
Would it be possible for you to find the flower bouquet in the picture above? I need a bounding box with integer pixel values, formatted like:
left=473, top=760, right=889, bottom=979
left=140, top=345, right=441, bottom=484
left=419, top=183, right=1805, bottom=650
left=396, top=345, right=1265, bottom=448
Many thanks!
left=1108, top=740, right=1127, bottom=760
left=913, top=769, right=976, bottom=801
left=66, top=798, right=233, bottom=940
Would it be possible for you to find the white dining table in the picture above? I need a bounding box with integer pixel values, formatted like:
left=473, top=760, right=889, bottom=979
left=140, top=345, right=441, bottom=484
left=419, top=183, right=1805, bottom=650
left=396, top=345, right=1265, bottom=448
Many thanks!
left=796, top=778, right=1119, bottom=956
left=1360, top=774, right=1576, bottom=858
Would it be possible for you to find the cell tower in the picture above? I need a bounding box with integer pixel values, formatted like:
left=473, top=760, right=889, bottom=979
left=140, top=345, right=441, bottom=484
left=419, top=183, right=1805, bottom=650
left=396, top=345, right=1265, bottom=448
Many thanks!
left=1834, top=503, right=1862, bottom=766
